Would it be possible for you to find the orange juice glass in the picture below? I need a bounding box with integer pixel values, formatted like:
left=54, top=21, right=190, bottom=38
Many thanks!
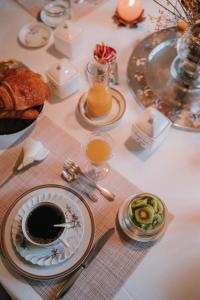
left=84, top=131, right=113, bottom=180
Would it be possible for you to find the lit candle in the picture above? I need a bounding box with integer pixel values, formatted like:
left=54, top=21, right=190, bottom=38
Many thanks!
left=117, top=0, right=143, bottom=23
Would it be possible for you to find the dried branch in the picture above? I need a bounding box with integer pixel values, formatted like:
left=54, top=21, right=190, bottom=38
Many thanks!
left=177, top=0, right=192, bottom=23
left=152, top=0, right=188, bottom=22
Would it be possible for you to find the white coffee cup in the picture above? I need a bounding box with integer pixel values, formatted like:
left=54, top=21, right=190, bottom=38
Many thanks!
left=21, top=202, right=69, bottom=248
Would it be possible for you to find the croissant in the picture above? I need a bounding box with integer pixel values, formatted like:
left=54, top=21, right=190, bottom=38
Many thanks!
left=0, top=108, right=39, bottom=119
left=0, top=68, right=50, bottom=111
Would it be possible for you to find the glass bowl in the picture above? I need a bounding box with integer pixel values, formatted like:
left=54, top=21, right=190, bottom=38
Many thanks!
left=123, top=193, right=166, bottom=239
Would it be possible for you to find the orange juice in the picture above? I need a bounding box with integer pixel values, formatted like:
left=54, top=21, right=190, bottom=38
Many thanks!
left=86, top=138, right=111, bottom=164
left=86, top=83, right=112, bottom=117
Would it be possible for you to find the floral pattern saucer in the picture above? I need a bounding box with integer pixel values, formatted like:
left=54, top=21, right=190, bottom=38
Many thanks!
left=11, top=191, right=83, bottom=266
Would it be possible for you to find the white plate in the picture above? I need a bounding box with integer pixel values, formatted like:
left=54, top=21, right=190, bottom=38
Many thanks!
left=11, top=192, right=83, bottom=266
left=18, top=22, right=51, bottom=48
left=118, top=195, right=167, bottom=242
left=1, top=185, right=95, bottom=280
left=77, top=88, right=126, bottom=129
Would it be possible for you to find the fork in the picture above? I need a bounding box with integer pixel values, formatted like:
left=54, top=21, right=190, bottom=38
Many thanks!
left=62, top=170, right=98, bottom=203
left=64, top=159, right=115, bottom=201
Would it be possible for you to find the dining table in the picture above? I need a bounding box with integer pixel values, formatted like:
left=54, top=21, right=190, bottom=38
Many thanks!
left=0, top=0, right=200, bottom=300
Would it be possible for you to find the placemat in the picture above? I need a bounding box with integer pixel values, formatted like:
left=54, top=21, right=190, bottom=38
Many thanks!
left=15, top=0, right=109, bottom=21
left=0, top=116, right=173, bottom=300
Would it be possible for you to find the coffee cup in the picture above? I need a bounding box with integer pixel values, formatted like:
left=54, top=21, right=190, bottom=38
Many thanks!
left=21, top=202, right=69, bottom=248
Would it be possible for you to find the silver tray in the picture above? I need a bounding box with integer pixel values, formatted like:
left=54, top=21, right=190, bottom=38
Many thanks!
left=127, top=27, right=200, bottom=132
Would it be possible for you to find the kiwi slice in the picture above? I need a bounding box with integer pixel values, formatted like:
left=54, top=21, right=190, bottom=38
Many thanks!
left=156, top=200, right=164, bottom=214
left=147, top=196, right=157, bottom=211
left=152, top=213, right=163, bottom=227
left=128, top=203, right=133, bottom=220
left=135, top=206, right=154, bottom=225
left=131, top=198, right=148, bottom=209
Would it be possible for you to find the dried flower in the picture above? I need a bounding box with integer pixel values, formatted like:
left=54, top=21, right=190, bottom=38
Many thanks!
left=152, top=0, right=200, bottom=25
left=94, top=43, right=117, bottom=64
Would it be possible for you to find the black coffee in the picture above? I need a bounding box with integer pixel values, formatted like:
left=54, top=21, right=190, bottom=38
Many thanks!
left=26, top=203, right=65, bottom=244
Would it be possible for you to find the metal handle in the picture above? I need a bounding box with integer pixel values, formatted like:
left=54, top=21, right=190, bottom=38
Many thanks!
left=0, top=172, right=14, bottom=188
left=62, top=170, right=98, bottom=202
left=80, top=171, right=115, bottom=201
left=55, top=266, right=84, bottom=299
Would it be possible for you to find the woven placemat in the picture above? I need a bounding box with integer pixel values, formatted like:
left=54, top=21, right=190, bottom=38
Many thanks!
left=15, top=0, right=109, bottom=21
left=0, top=116, right=173, bottom=300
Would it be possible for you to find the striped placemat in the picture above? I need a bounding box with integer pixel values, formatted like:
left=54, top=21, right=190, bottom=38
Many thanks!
left=0, top=115, right=173, bottom=300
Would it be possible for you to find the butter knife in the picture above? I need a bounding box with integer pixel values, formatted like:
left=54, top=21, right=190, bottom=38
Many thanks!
left=56, top=227, right=115, bottom=299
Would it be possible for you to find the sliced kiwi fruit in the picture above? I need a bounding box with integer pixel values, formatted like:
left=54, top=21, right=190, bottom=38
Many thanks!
left=131, top=197, right=148, bottom=209
left=147, top=196, right=158, bottom=212
left=128, top=203, right=133, bottom=220
left=135, top=206, right=154, bottom=225
left=152, top=213, right=164, bottom=227
left=156, top=200, right=164, bottom=214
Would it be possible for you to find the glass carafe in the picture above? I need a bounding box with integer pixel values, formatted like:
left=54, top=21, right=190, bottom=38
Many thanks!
left=86, top=61, right=112, bottom=118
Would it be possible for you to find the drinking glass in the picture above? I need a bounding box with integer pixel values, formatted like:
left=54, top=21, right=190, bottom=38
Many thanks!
left=83, top=131, right=113, bottom=181
left=43, top=0, right=72, bottom=27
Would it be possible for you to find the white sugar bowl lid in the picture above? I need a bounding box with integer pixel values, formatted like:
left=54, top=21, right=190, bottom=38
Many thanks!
left=47, top=59, right=78, bottom=86
left=54, top=20, right=83, bottom=43
left=135, top=107, right=172, bottom=139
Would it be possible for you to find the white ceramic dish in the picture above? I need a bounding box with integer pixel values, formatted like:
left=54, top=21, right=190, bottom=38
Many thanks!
left=46, top=59, right=80, bottom=99
left=11, top=192, right=83, bottom=266
left=18, top=22, right=51, bottom=48
left=1, top=185, right=95, bottom=280
left=77, top=88, right=126, bottom=128
left=53, top=20, right=83, bottom=58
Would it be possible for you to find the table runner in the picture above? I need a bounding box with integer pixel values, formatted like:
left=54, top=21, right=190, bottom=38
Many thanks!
left=0, top=116, right=173, bottom=300
left=15, top=0, right=109, bottom=21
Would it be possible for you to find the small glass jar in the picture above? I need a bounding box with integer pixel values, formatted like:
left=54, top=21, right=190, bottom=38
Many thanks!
left=42, top=0, right=71, bottom=28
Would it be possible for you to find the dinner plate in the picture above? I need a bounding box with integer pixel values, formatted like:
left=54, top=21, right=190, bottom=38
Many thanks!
left=1, top=185, right=95, bottom=280
left=18, top=22, right=51, bottom=48
left=77, top=88, right=126, bottom=128
left=0, top=60, right=43, bottom=135
left=118, top=195, right=167, bottom=242
left=11, top=191, right=84, bottom=266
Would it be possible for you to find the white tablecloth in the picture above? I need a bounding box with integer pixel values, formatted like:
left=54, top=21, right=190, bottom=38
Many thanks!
left=1, top=0, right=200, bottom=299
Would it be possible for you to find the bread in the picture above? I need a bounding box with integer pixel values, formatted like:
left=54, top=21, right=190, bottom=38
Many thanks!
left=0, top=108, right=39, bottom=119
left=0, top=67, right=50, bottom=119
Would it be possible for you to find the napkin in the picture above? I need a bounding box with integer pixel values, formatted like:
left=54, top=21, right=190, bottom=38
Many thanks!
left=17, top=138, right=49, bottom=171
left=131, top=107, right=172, bottom=150
left=135, top=107, right=171, bottom=138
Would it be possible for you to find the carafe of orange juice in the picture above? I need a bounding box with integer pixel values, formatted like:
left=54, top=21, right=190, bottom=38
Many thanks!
left=86, top=61, right=112, bottom=118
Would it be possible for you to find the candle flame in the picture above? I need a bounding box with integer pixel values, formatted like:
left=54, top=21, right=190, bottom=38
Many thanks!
left=128, top=0, right=135, bottom=7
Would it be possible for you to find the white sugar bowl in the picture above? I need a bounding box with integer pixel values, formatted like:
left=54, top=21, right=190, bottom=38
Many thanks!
left=46, top=59, right=80, bottom=99
left=54, top=21, right=83, bottom=58
left=131, top=107, right=172, bottom=151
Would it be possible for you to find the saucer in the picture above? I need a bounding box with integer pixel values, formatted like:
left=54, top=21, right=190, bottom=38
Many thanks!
left=1, top=185, right=95, bottom=280
left=11, top=193, right=83, bottom=266
left=18, top=22, right=51, bottom=48
left=118, top=195, right=167, bottom=242
left=77, top=88, right=126, bottom=128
